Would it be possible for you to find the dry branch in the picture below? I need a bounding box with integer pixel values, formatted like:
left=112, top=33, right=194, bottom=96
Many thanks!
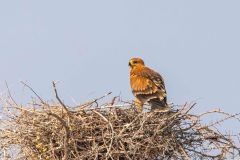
left=0, top=86, right=239, bottom=160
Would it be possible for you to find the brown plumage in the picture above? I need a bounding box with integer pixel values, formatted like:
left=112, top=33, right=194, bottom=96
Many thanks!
left=129, top=58, right=169, bottom=112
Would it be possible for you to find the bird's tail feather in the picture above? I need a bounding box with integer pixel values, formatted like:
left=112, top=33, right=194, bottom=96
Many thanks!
left=148, top=98, right=168, bottom=111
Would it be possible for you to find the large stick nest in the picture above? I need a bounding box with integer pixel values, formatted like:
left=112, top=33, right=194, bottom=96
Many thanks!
left=0, top=83, right=240, bottom=159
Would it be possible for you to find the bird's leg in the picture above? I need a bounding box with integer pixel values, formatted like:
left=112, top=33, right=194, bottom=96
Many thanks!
left=135, top=98, right=143, bottom=113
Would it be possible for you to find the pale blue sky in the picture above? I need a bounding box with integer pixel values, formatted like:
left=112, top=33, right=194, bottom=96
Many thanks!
left=0, top=0, right=240, bottom=120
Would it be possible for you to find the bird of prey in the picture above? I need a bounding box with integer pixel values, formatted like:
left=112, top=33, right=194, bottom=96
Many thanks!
left=129, top=58, right=169, bottom=112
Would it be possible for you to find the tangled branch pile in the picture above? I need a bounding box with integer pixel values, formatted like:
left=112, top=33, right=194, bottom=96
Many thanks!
left=0, top=84, right=240, bottom=159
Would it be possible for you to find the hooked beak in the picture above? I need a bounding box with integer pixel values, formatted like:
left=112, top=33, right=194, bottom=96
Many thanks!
left=128, top=62, right=131, bottom=67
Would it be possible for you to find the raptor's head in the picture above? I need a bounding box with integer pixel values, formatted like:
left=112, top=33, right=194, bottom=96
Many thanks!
left=128, top=58, right=145, bottom=68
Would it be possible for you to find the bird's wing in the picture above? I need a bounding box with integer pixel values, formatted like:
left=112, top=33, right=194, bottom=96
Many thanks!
left=130, top=66, right=166, bottom=99
left=130, top=75, right=157, bottom=96
left=137, top=67, right=166, bottom=94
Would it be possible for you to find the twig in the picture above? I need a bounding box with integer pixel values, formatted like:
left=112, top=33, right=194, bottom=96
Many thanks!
left=5, top=81, right=18, bottom=106
left=92, top=110, right=114, bottom=160
left=52, top=81, right=69, bottom=113
left=20, top=81, right=45, bottom=104
left=47, top=112, right=70, bottom=160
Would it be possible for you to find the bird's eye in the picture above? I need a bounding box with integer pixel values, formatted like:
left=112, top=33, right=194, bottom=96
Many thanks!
left=133, top=61, right=137, bottom=64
